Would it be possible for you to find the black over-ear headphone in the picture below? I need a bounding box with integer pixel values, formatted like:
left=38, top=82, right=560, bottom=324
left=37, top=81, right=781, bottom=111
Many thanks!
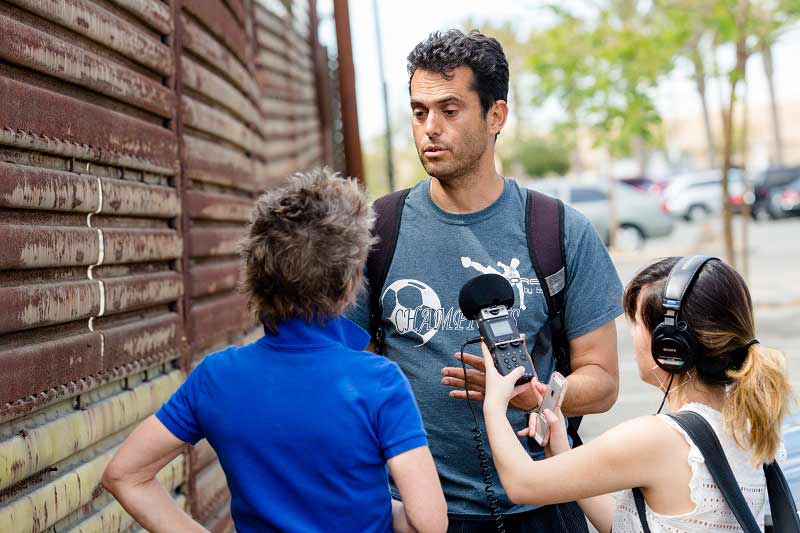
left=651, top=255, right=718, bottom=374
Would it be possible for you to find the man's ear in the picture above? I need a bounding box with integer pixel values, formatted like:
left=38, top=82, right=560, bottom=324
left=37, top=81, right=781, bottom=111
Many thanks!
left=488, top=100, right=509, bottom=137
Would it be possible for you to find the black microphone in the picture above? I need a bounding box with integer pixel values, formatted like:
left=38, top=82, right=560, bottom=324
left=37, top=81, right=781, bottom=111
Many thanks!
left=458, top=274, right=515, bottom=320
left=458, top=274, right=536, bottom=384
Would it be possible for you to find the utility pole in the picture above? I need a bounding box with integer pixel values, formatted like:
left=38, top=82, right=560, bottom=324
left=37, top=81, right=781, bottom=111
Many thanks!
left=372, top=0, right=395, bottom=191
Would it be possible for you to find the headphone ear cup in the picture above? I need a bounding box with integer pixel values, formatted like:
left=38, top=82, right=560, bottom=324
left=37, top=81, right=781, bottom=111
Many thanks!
left=651, top=323, right=693, bottom=374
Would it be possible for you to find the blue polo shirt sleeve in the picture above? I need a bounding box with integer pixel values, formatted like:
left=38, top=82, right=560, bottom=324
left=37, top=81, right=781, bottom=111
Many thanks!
left=562, top=206, right=624, bottom=340
left=156, top=361, right=206, bottom=445
left=375, top=362, right=428, bottom=460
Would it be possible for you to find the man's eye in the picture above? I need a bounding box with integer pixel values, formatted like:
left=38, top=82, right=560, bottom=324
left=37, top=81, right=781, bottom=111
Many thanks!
left=444, top=109, right=458, bottom=116
left=413, top=110, right=426, bottom=119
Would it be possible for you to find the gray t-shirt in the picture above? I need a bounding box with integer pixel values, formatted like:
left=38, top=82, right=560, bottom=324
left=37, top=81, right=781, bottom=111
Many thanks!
left=347, top=178, right=623, bottom=517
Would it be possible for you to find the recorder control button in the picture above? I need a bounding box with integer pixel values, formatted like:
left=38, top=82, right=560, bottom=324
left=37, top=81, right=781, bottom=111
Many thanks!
left=511, top=340, right=521, bottom=347
left=511, top=356, right=517, bottom=362
left=520, top=354, right=528, bottom=360
left=497, top=343, right=508, bottom=350
left=505, top=364, right=512, bottom=370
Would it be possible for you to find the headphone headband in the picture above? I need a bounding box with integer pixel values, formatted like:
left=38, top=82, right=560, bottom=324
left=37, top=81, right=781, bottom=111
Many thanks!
left=662, top=255, right=717, bottom=315
left=651, top=255, right=719, bottom=374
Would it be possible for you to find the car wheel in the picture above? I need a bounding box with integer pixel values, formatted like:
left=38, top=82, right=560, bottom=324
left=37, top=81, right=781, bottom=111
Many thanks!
left=688, top=204, right=710, bottom=221
left=617, top=224, right=645, bottom=251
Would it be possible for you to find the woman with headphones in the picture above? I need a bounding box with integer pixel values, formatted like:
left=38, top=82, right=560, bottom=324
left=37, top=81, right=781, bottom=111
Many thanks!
left=480, top=256, right=792, bottom=532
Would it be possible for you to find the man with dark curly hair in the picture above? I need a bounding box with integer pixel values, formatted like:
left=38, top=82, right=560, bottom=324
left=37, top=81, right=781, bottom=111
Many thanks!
left=347, top=30, right=624, bottom=532
left=102, top=169, right=448, bottom=533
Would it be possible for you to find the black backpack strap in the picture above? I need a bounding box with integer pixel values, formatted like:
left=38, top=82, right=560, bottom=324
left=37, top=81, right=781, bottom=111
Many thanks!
left=525, top=189, right=566, bottom=321
left=764, top=460, right=800, bottom=532
left=366, top=188, right=411, bottom=354
left=631, top=488, right=653, bottom=533
left=665, top=411, right=761, bottom=533
left=525, top=189, right=584, bottom=445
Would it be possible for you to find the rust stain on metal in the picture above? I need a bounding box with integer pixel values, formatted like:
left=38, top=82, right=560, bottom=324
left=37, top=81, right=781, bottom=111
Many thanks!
left=103, top=272, right=182, bottom=314
left=0, top=78, right=178, bottom=174
left=0, top=372, right=181, bottom=492
left=107, top=0, right=172, bottom=35
left=0, top=225, right=98, bottom=269
left=0, top=443, right=183, bottom=532
left=0, top=281, right=100, bottom=335
left=0, top=331, right=102, bottom=406
left=183, top=134, right=255, bottom=190
left=181, top=15, right=259, bottom=103
left=181, top=57, right=262, bottom=132
left=0, top=161, right=98, bottom=212
left=183, top=0, right=248, bottom=67
left=189, top=227, right=245, bottom=258
left=190, top=260, right=240, bottom=298
left=0, top=14, right=174, bottom=118
left=102, top=313, right=180, bottom=368
left=7, top=0, right=173, bottom=76
left=103, top=229, right=182, bottom=264
left=181, top=95, right=260, bottom=155
left=102, top=179, right=180, bottom=218
left=186, top=190, right=252, bottom=222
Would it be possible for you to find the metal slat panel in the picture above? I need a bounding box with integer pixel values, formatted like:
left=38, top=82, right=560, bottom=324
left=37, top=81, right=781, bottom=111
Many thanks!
left=183, top=0, right=248, bottom=66
left=182, top=95, right=261, bottom=156
left=189, top=260, right=240, bottom=298
left=106, top=0, right=172, bottom=35
left=0, top=76, right=178, bottom=175
left=6, top=0, right=173, bottom=76
left=0, top=14, right=174, bottom=118
left=181, top=57, right=262, bottom=130
left=186, top=190, right=253, bottom=222
left=0, top=445, right=183, bottom=532
left=189, top=226, right=245, bottom=258
left=0, top=371, right=181, bottom=491
left=181, top=14, right=259, bottom=105
left=0, top=162, right=180, bottom=217
left=183, top=134, right=256, bottom=191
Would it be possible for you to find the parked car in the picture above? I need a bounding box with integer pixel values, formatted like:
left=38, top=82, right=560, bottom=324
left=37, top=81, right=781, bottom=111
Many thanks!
left=751, top=166, right=800, bottom=220
left=662, top=169, right=745, bottom=221
left=528, top=180, right=674, bottom=250
left=618, top=176, right=667, bottom=196
left=766, top=176, right=800, bottom=218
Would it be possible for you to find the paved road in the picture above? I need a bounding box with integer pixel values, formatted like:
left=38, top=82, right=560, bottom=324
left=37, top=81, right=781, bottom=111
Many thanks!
left=582, top=215, right=800, bottom=441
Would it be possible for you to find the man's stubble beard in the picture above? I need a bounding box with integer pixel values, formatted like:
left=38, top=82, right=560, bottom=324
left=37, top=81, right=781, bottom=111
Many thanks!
left=418, top=129, right=489, bottom=187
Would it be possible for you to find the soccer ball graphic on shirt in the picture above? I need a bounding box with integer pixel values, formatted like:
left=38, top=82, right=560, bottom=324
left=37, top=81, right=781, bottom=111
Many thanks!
left=381, top=279, right=442, bottom=346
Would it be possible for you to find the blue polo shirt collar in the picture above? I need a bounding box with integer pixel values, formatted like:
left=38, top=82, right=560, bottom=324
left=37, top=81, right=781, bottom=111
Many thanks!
left=259, top=315, right=370, bottom=351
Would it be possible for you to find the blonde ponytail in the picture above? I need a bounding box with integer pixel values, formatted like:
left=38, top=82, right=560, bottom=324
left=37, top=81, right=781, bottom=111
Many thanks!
left=723, top=344, right=792, bottom=465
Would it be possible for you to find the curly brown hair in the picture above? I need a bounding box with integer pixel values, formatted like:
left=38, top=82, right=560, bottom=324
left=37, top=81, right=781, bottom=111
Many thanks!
left=238, top=168, right=375, bottom=333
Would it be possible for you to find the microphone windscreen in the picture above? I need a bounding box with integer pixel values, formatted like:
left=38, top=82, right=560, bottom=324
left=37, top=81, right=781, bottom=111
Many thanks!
left=458, top=274, right=515, bottom=320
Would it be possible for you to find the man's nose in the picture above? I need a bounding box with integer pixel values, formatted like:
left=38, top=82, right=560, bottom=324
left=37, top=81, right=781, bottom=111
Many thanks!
left=423, top=111, right=441, bottom=138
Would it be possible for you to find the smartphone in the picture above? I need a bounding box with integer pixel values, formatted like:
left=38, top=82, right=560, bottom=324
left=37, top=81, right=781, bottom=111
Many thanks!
left=533, top=372, right=568, bottom=446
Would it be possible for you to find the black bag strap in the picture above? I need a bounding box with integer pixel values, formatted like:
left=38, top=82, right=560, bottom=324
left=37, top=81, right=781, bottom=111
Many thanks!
left=631, top=488, right=652, bottom=533
left=764, top=460, right=800, bottom=532
left=666, top=411, right=761, bottom=532
left=525, top=189, right=584, bottom=446
left=366, top=188, right=410, bottom=354
left=633, top=410, right=800, bottom=533
left=525, top=189, right=566, bottom=322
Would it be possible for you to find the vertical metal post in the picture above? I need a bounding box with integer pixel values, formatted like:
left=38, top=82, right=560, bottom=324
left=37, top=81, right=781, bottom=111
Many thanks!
left=372, top=0, right=395, bottom=191
left=309, top=0, right=334, bottom=167
left=333, top=0, right=364, bottom=182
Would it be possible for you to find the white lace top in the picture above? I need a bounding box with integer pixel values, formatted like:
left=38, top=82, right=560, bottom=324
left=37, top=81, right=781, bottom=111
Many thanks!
left=611, top=402, right=786, bottom=532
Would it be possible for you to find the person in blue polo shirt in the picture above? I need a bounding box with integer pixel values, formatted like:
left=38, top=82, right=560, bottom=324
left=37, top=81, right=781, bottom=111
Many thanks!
left=102, top=168, right=448, bottom=533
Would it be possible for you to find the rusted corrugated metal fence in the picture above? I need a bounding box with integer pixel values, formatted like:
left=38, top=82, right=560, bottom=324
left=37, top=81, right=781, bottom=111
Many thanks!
left=0, top=0, right=333, bottom=530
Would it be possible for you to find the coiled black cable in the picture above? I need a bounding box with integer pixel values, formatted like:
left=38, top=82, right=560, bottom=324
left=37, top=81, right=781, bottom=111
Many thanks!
left=460, top=339, right=507, bottom=533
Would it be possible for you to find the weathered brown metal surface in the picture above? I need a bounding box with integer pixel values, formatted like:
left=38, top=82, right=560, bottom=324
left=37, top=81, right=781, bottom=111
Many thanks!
left=0, top=77, right=178, bottom=175
left=106, top=0, right=172, bottom=35
left=0, top=14, right=174, bottom=117
left=6, top=0, right=172, bottom=76
left=0, top=0, right=333, bottom=529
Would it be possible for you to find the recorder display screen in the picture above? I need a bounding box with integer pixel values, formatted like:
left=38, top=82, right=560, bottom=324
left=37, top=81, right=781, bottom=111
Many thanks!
left=489, top=320, right=513, bottom=337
